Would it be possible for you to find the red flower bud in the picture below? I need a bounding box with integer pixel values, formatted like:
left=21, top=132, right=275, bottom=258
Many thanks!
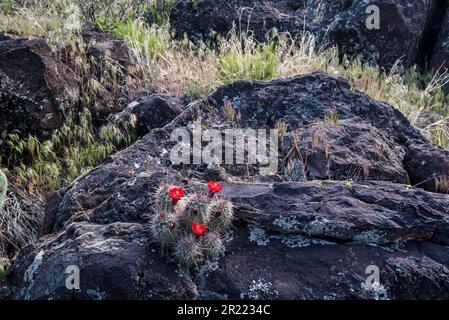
left=191, top=222, right=207, bottom=236
left=207, top=181, right=222, bottom=194
left=169, top=187, right=185, bottom=202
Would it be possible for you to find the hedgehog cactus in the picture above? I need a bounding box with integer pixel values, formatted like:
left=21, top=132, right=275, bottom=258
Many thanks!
left=0, top=169, right=7, bottom=210
left=207, top=198, right=234, bottom=232
left=150, top=211, right=178, bottom=250
left=150, top=181, right=233, bottom=269
left=154, top=184, right=186, bottom=214
left=178, top=193, right=210, bottom=227
left=173, top=233, right=204, bottom=268
left=201, top=232, right=224, bottom=259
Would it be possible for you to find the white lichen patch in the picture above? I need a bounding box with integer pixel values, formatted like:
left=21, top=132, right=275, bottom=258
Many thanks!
left=240, top=278, right=279, bottom=300
left=323, top=293, right=337, bottom=300
left=353, top=230, right=388, bottom=245
left=361, top=282, right=389, bottom=300
left=273, top=216, right=301, bottom=232
left=196, top=260, right=220, bottom=283
left=86, top=289, right=107, bottom=300
left=23, top=250, right=45, bottom=284
left=303, top=217, right=353, bottom=239
left=131, top=236, right=147, bottom=246
left=84, top=239, right=125, bottom=252
left=249, top=226, right=270, bottom=246
left=274, top=235, right=334, bottom=248
left=127, top=177, right=137, bottom=186
left=223, top=230, right=234, bottom=244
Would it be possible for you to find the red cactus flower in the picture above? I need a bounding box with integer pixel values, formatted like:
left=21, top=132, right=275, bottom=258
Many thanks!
left=169, top=187, right=185, bottom=202
left=192, top=222, right=207, bottom=236
left=208, top=181, right=222, bottom=195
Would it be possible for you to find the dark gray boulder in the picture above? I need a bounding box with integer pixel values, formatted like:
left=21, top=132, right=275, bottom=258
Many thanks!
left=0, top=33, right=11, bottom=41
left=282, top=119, right=409, bottom=183
left=0, top=38, right=79, bottom=140
left=203, top=72, right=424, bottom=143
left=325, top=0, right=440, bottom=69
left=6, top=72, right=449, bottom=300
left=169, top=0, right=308, bottom=43
left=404, top=141, right=449, bottom=194
left=7, top=177, right=449, bottom=300
left=431, top=10, right=449, bottom=73
left=114, top=95, right=185, bottom=136
left=82, top=31, right=132, bottom=70
left=9, top=222, right=196, bottom=300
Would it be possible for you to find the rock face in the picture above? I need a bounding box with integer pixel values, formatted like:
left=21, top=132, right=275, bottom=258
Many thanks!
left=0, top=38, right=79, bottom=140
left=325, top=0, right=440, bottom=69
left=62, top=31, right=135, bottom=119
left=6, top=72, right=449, bottom=300
left=169, top=0, right=307, bottom=43
left=283, top=120, right=409, bottom=183
left=0, top=33, right=11, bottom=41
left=114, top=94, right=185, bottom=136
left=404, top=142, right=449, bottom=194
left=169, top=0, right=443, bottom=69
left=431, top=11, right=449, bottom=72
left=82, top=32, right=132, bottom=70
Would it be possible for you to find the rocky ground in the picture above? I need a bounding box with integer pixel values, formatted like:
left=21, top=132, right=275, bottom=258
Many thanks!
left=1, top=0, right=449, bottom=300
left=169, top=0, right=448, bottom=71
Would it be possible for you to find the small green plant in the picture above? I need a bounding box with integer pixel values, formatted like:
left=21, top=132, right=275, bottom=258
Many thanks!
left=345, top=179, right=355, bottom=190
left=0, top=169, right=7, bottom=209
left=114, top=18, right=167, bottom=58
left=146, top=0, right=177, bottom=26
left=0, top=0, right=16, bottom=14
left=218, top=33, right=278, bottom=83
left=324, top=110, right=339, bottom=127
left=223, top=100, right=235, bottom=122
left=0, top=265, right=7, bottom=281
left=77, top=0, right=145, bottom=30
left=150, top=181, right=233, bottom=270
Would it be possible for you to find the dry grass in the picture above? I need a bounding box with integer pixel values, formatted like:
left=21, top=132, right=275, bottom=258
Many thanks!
left=436, top=176, right=449, bottom=194
left=0, top=183, right=44, bottom=255
left=1, top=0, right=448, bottom=154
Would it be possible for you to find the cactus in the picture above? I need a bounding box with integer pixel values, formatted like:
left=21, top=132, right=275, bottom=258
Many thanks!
left=201, top=232, right=224, bottom=259
left=207, top=198, right=233, bottom=232
left=0, top=169, right=7, bottom=210
left=173, top=233, right=203, bottom=268
left=151, top=181, right=234, bottom=268
left=178, top=193, right=210, bottom=227
left=150, top=211, right=178, bottom=250
left=153, top=183, right=175, bottom=213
